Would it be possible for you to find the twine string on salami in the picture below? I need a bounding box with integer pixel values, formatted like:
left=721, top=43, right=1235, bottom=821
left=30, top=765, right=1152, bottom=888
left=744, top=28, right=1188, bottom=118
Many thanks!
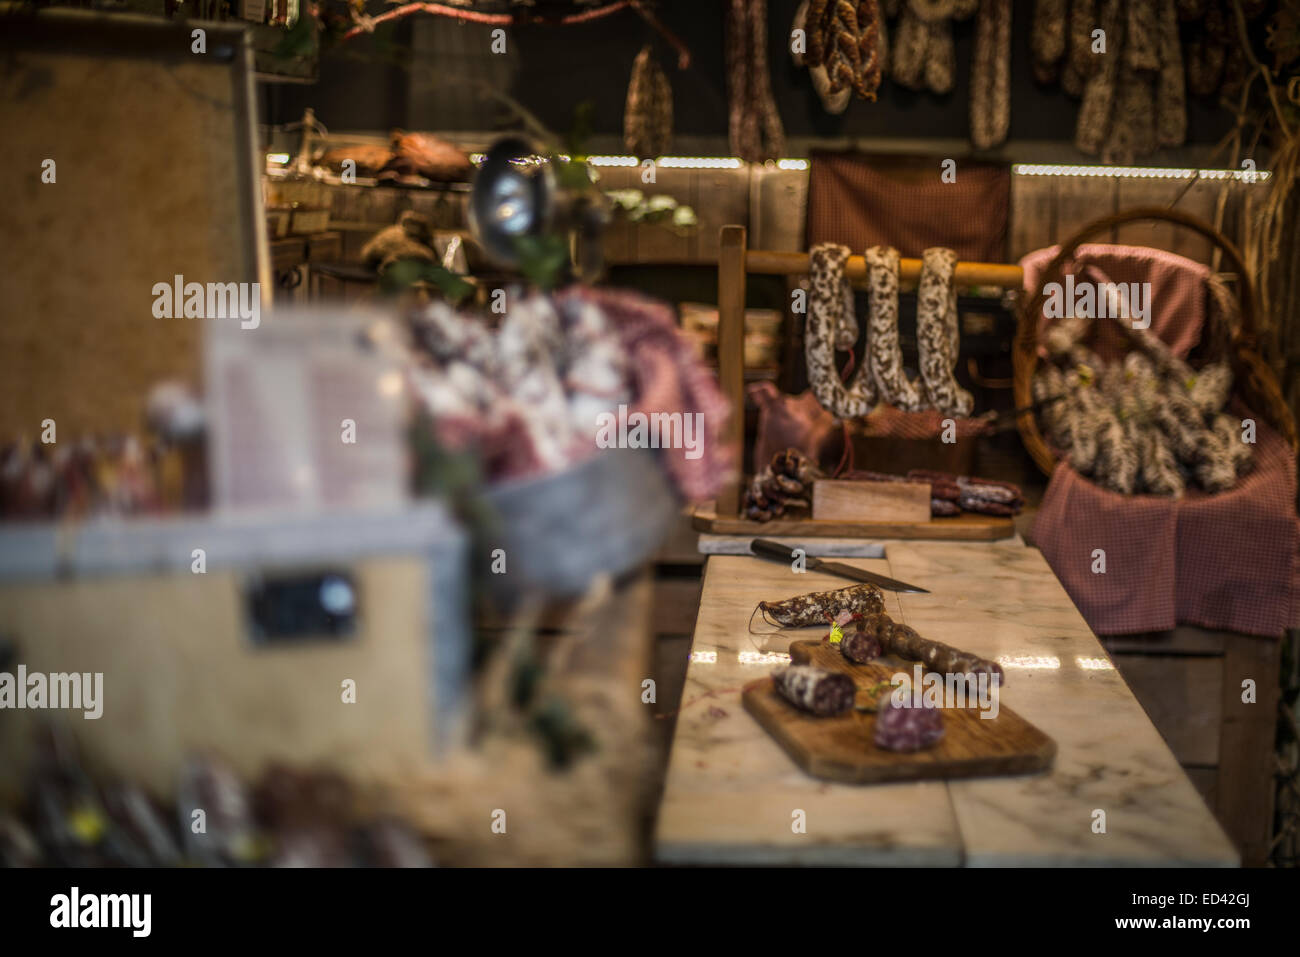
left=746, top=602, right=837, bottom=652
left=747, top=582, right=888, bottom=657
left=758, top=582, right=886, bottom=629
left=752, top=582, right=1005, bottom=685
left=748, top=601, right=786, bottom=637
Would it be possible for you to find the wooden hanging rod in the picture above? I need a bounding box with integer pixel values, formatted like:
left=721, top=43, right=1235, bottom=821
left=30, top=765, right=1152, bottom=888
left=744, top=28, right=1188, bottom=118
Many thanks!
left=743, top=249, right=1025, bottom=289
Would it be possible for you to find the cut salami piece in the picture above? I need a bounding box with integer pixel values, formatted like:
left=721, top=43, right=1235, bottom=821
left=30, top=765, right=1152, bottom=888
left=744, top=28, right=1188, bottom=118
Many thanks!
left=772, top=665, right=856, bottom=716
left=758, top=582, right=885, bottom=628
left=839, top=622, right=883, bottom=663
left=874, top=698, right=945, bottom=751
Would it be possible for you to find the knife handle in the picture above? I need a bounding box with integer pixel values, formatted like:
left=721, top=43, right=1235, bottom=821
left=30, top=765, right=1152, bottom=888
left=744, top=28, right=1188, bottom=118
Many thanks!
left=750, top=538, right=803, bottom=564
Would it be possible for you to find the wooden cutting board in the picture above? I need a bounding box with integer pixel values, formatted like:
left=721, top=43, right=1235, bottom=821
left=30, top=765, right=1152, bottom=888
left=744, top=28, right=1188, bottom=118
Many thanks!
left=743, top=640, right=1056, bottom=784
left=692, top=503, right=1015, bottom=541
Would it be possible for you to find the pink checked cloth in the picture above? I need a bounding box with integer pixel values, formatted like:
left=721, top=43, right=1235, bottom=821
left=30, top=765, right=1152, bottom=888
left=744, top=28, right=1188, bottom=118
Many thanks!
left=1022, top=243, right=1209, bottom=361
left=854, top=406, right=992, bottom=441
left=1034, top=404, right=1299, bottom=636
left=1022, top=244, right=1300, bottom=637
left=557, top=286, right=735, bottom=504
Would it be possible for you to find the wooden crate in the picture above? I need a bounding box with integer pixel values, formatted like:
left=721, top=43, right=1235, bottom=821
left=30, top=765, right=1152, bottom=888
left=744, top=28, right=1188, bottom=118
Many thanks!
left=1104, top=626, right=1282, bottom=866
left=0, top=505, right=470, bottom=804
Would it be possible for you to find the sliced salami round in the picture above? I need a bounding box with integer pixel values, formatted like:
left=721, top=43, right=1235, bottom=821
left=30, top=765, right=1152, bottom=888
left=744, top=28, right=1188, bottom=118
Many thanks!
left=874, top=698, right=945, bottom=751
left=839, top=625, right=883, bottom=664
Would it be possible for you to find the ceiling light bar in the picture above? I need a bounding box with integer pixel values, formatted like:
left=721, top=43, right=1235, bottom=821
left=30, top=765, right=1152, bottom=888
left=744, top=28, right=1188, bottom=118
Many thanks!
left=1014, top=163, right=1271, bottom=181
left=656, top=156, right=743, bottom=169
left=586, top=155, right=640, bottom=167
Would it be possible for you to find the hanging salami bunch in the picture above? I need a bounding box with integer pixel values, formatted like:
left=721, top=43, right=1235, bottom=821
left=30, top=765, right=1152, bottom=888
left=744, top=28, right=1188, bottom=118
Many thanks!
left=892, top=0, right=977, bottom=95
left=794, top=0, right=886, bottom=113
left=1030, top=0, right=1272, bottom=162
left=864, top=245, right=927, bottom=412
left=914, top=247, right=975, bottom=417
left=794, top=0, right=852, bottom=113
left=970, top=0, right=1012, bottom=149
left=728, top=0, right=786, bottom=162
left=804, top=243, right=976, bottom=420
left=804, top=243, right=879, bottom=418
left=1030, top=0, right=1068, bottom=84
left=1180, top=0, right=1266, bottom=99
left=624, top=44, right=673, bottom=158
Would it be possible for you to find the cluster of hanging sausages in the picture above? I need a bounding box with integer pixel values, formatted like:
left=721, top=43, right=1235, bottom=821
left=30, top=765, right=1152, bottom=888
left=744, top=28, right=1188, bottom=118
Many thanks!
left=804, top=0, right=885, bottom=101
left=623, top=44, right=673, bottom=158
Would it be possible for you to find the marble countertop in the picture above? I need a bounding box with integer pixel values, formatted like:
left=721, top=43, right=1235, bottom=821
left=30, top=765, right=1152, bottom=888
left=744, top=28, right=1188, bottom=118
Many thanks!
left=653, top=538, right=1239, bottom=867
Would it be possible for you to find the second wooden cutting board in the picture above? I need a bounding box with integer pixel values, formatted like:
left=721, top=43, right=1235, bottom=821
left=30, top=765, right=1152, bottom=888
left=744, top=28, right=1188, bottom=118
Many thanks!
left=743, top=640, right=1056, bottom=784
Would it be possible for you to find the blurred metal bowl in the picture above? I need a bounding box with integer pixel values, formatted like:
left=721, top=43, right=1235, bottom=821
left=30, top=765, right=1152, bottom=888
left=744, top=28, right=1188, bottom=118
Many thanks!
left=481, top=447, right=678, bottom=603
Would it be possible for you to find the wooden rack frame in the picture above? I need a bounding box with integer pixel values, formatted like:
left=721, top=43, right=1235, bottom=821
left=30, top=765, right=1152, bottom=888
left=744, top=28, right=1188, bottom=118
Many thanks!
left=714, top=224, right=1026, bottom=516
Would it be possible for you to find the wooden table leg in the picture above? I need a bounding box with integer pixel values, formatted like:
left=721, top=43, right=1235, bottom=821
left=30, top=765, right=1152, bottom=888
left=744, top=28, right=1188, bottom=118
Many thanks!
left=716, top=225, right=747, bottom=517
left=1218, top=632, right=1282, bottom=865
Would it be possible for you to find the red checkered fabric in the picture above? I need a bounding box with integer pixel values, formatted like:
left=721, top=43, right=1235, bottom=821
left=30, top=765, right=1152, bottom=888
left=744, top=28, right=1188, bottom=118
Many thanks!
left=1025, top=242, right=1298, bottom=636
left=556, top=286, right=735, bottom=504
left=807, top=152, right=1009, bottom=262
left=854, top=406, right=991, bottom=440
left=1020, top=244, right=1209, bottom=360
left=1033, top=403, right=1299, bottom=637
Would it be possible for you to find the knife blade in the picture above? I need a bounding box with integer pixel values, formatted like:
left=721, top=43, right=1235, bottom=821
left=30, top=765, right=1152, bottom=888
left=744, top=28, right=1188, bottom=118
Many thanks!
left=748, top=538, right=930, bottom=594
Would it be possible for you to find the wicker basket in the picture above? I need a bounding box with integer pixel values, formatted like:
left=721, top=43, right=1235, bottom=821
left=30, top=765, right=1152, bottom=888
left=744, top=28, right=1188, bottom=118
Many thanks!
left=1013, top=207, right=1299, bottom=475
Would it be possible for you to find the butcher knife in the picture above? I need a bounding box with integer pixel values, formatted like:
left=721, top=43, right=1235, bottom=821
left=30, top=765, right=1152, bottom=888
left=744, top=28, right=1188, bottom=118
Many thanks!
left=748, top=538, right=929, bottom=594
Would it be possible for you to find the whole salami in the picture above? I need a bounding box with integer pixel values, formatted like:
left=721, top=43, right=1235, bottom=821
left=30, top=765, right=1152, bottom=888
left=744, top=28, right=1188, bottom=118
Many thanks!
left=886, top=622, right=1004, bottom=683
left=758, top=582, right=885, bottom=628
left=874, top=698, right=945, bottom=751
left=772, top=665, right=856, bottom=716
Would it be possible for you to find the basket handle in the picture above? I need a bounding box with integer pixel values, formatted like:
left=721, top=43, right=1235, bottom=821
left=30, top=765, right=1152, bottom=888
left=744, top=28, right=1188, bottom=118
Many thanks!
left=1013, top=206, right=1298, bottom=473
left=1017, top=206, right=1258, bottom=353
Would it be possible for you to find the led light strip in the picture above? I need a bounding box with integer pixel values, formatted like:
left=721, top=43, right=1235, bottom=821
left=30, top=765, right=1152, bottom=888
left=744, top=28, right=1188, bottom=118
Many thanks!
left=1014, top=163, right=1271, bottom=181
left=585, top=154, right=640, bottom=167
left=283, top=151, right=1265, bottom=182
left=656, top=156, right=744, bottom=169
left=997, top=654, right=1062, bottom=670
left=585, top=155, right=811, bottom=170
left=737, top=650, right=792, bottom=665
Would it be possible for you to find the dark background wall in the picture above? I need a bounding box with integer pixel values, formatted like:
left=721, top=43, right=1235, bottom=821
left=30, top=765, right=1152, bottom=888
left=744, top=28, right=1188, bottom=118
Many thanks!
left=262, top=0, right=1234, bottom=153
